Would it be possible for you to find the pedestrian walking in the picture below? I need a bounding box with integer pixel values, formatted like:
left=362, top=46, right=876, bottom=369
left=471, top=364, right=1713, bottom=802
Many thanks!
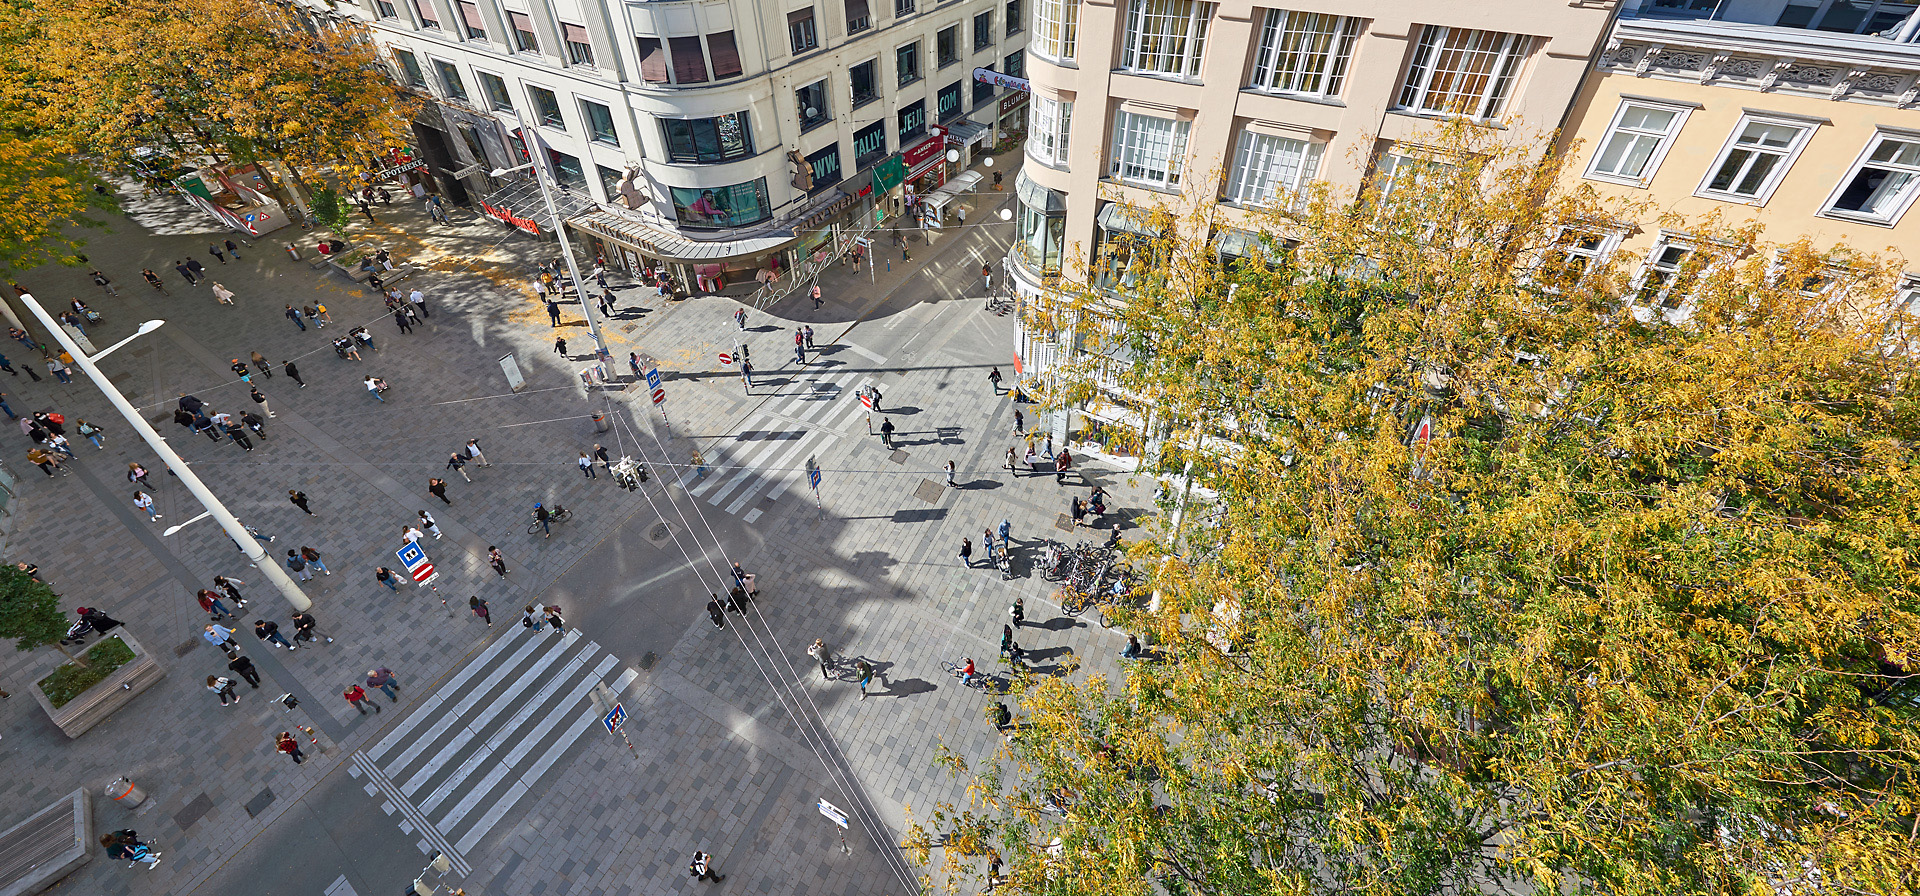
left=1055, top=448, right=1073, bottom=483
left=142, top=268, right=169, bottom=295
left=546, top=300, right=561, bottom=327
left=992, top=701, right=1013, bottom=735
left=213, top=575, right=248, bottom=606
left=374, top=567, right=402, bottom=591
left=402, top=525, right=423, bottom=545
left=417, top=510, right=442, bottom=539
left=208, top=243, right=227, bottom=264
left=366, top=667, right=400, bottom=701
left=469, top=596, right=491, bottom=625
left=520, top=605, right=544, bottom=631
left=207, top=674, right=240, bottom=706
left=795, top=342, right=806, bottom=365
left=299, top=545, right=332, bottom=575
left=488, top=546, right=509, bottom=577
left=174, top=260, right=198, bottom=286
left=1013, top=409, right=1024, bottom=433
left=225, top=423, right=254, bottom=451
left=225, top=238, right=243, bottom=259
left=364, top=375, right=387, bottom=401
left=314, top=302, right=332, bottom=327
left=959, top=537, right=972, bottom=567
left=255, top=619, right=296, bottom=649
left=250, top=351, right=273, bottom=379
left=445, top=452, right=470, bottom=482
left=344, top=684, right=380, bottom=714
left=210, top=282, right=236, bottom=304
left=0, top=393, right=12, bottom=421
left=284, top=304, right=306, bottom=330
left=880, top=417, right=895, bottom=449
left=466, top=439, right=490, bottom=466
left=804, top=325, right=816, bottom=348
left=288, top=490, right=314, bottom=515
left=408, top=287, right=429, bottom=318
left=856, top=660, right=874, bottom=698
left=734, top=307, right=747, bottom=330
left=810, top=284, right=822, bottom=309
left=553, top=336, right=567, bottom=356
left=945, top=460, right=957, bottom=487
left=629, top=352, right=643, bottom=379
left=241, top=411, right=267, bottom=440
left=807, top=638, right=833, bottom=680
left=1011, top=596, right=1025, bottom=628
left=428, top=477, right=450, bottom=504
left=1025, top=444, right=1038, bottom=471
left=128, top=490, right=161, bottom=521
left=101, top=831, right=162, bottom=868
left=276, top=731, right=305, bottom=764
left=284, top=360, right=305, bottom=387
left=196, top=589, right=234, bottom=620
left=689, top=852, right=725, bottom=883
left=706, top=596, right=726, bottom=629
left=90, top=269, right=117, bottom=296
left=989, top=366, right=1002, bottom=393
left=284, top=551, right=312, bottom=582
left=577, top=452, right=596, bottom=478
left=46, top=358, right=71, bottom=384
left=291, top=610, right=332, bottom=643
left=228, top=654, right=261, bottom=688
left=543, top=604, right=566, bottom=630
left=204, top=623, right=239, bottom=654
left=393, top=306, right=413, bottom=334
left=592, top=443, right=611, bottom=470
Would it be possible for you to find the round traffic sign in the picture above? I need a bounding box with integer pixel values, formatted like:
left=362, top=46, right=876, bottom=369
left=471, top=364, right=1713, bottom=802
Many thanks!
left=651, top=387, right=666, bottom=405
left=718, top=352, right=733, bottom=366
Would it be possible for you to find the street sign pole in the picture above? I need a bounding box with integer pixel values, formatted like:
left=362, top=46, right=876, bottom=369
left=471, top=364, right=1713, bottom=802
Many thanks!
left=397, top=543, right=449, bottom=615
left=645, top=364, right=672, bottom=438
left=817, top=799, right=851, bottom=855
left=591, top=683, right=638, bottom=758
left=807, top=456, right=824, bottom=520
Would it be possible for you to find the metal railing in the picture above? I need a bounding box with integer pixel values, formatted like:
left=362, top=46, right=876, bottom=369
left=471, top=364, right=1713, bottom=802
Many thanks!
left=745, top=212, right=888, bottom=310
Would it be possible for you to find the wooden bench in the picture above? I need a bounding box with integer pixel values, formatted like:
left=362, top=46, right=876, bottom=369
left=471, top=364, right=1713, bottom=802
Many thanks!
left=0, top=789, right=91, bottom=896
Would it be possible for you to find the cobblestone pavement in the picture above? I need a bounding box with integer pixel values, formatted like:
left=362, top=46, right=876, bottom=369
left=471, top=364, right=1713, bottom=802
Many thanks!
left=0, top=163, right=1154, bottom=896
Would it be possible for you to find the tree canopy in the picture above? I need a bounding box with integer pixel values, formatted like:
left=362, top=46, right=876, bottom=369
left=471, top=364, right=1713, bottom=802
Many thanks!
left=925, top=124, right=1920, bottom=896
left=0, top=565, right=66, bottom=654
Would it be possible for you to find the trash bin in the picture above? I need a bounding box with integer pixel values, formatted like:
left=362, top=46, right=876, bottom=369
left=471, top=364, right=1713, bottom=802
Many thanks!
left=105, top=776, right=147, bottom=807
left=592, top=412, right=610, bottom=433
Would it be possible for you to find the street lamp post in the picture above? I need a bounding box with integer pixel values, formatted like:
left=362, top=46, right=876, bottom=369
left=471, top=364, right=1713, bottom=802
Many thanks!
left=17, top=294, right=312, bottom=611
left=496, top=107, right=613, bottom=369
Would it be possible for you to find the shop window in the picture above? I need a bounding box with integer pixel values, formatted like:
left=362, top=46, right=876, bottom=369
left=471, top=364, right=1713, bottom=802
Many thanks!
left=662, top=112, right=755, bottom=164
left=670, top=179, right=773, bottom=228
left=973, top=66, right=996, bottom=105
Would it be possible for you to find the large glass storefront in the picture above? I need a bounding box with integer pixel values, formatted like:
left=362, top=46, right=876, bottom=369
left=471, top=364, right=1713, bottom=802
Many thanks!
left=669, top=178, right=771, bottom=228
left=1013, top=171, right=1065, bottom=276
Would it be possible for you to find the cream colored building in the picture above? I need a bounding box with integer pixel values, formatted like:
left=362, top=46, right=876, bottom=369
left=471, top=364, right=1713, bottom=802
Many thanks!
left=1007, top=0, right=1618, bottom=437
left=1557, top=0, right=1920, bottom=321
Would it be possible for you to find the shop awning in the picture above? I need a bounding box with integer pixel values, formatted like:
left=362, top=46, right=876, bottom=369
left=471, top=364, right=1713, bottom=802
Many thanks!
left=874, top=154, right=906, bottom=192
left=945, top=120, right=991, bottom=147
left=1096, top=202, right=1163, bottom=238
left=570, top=209, right=794, bottom=262
left=479, top=178, right=596, bottom=236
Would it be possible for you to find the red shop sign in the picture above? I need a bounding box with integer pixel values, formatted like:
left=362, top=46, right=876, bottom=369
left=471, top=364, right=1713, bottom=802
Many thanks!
left=902, top=130, right=946, bottom=171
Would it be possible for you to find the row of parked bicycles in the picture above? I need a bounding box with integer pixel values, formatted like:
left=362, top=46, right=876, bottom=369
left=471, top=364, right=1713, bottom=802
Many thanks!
left=1039, top=539, right=1137, bottom=617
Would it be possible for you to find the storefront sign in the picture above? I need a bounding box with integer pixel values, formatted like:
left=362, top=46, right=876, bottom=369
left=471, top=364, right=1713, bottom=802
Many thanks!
left=999, top=92, right=1029, bottom=116
left=874, top=155, right=906, bottom=192
left=903, top=133, right=946, bottom=175
left=480, top=199, right=541, bottom=235
left=372, top=158, right=427, bottom=181
left=972, top=68, right=1031, bottom=92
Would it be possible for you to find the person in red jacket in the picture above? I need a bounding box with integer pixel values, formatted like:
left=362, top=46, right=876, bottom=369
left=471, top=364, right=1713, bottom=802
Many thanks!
left=343, top=685, right=380, bottom=715
left=275, top=731, right=305, bottom=764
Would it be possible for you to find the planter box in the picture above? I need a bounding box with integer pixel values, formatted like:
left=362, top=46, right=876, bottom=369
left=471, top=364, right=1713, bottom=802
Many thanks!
left=0, top=788, right=90, bottom=896
left=30, top=632, right=165, bottom=739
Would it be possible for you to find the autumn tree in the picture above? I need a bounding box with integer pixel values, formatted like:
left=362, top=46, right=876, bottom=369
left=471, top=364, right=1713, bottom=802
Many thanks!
left=0, top=13, right=114, bottom=274
left=921, top=123, right=1920, bottom=896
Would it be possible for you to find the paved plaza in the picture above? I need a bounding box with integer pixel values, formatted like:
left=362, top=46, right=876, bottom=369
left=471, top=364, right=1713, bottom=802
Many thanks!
left=0, top=174, right=1150, bottom=895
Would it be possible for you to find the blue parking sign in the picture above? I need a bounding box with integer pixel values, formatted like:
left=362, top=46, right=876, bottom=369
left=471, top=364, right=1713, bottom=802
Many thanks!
left=397, top=542, right=427, bottom=572
left=645, top=367, right=662, bottom=390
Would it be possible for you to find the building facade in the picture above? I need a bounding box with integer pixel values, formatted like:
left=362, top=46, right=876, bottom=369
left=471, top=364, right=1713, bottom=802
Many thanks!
left=1555, top=0, right=1920, bottom=323
left=309, top=0, right=1028, bottom=293
left=1006, top=0, right=1617, bottom=443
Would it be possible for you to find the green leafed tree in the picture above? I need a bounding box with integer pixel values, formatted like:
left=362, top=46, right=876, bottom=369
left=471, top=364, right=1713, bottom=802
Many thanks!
left=919, top=122, right=1920, bottom=896
left=0, top=565, right=74, bottom=662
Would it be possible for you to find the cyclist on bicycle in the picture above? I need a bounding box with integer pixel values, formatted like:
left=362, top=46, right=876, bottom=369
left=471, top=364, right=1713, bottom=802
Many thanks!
left=960, top=657, right=980, bottom=687
left=533, top=503, right=552, bottom=538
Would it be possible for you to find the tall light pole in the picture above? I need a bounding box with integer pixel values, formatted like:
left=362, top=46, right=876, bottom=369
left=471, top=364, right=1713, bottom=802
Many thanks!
left=17, top=294, right=312, bottom=611
left=496, top=107, right=612, bottom=366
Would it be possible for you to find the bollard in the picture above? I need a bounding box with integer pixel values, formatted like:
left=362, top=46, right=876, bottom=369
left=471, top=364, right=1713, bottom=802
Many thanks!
left=592, top=412, right=610, bottom=433
left=105, top=776, right=148, bottom=807
left=284, top=242, right=300, bottom=261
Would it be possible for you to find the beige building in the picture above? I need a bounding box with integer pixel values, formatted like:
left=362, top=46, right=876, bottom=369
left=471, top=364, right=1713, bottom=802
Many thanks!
left=1007, top=0, right=1618, bottom=438
left=1556, top=0, right=1920, bottom=322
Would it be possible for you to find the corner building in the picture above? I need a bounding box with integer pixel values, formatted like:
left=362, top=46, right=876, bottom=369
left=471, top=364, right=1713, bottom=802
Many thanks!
left=1008, top=0, right=1615, bottom=439
left=311, top=0, right=1029, bottom=292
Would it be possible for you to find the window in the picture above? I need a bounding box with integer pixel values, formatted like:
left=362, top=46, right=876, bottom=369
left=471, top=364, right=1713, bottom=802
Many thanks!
left=1250, top=10, right=1360, bottom=99
left=797, top=80, right=830, bottom=130
left=974, top=65, right=996, bottom=104
left=374, top=0, right=397, bottom=19
left=1120, top=0, right=1214, bottom=79
left=1006, top=0, right=1022, bottom=34
left=457, top=1, right=485, bottom=40
left=1225, top=131, right=1322, bottom=210
left=563, top=23, right=595, bottom=66
left=582, top=100, right=618, bottom=145
left=547, top=150, right=586, bottom=188
left=896, top=0, right=915, bottom=17
left=662, top=112, right=754, bottom=163
left=937, top=26, right=959, bottom=66
left=789, top=8, right=819, bottom=54
left=1016, top=192, right=1066, bottom=275
left=510, top=12, right=538, bottom=52
left=806, top=143, right=843, bottom=191
left=710, top=32, right=743, bottom=78
left=937, top=81, right=964, bottom=121
left=1586, top=101, right=1687, bottom=185
left=1821, top=133, right=1920, bottom=225
left=478, top=72, right=513, bottom=111
left=897, top=41, right=921, bottom=86
left=1372, top=147, right=1455, bottom=200
left=1397, top=26, right=1532, bottom=120
left=434, top=60, right=469, bottom=102
left=846, top=0, right=872, bottom=33
left=1698, top=116, right=1812, bottom=203
left=528, top=86, right=564, bottom=128
left=412, top=0, right=439, bottom=28
left=598, top=165, right=623, bottom=201
left=1005, top=50, right=1024, bottom=78
left=395, top=49, right=426, bottom=87
left=1029, top=96, right=1071, bottom=166
left=854, top=120, right=888, bottom=167
left=670, top=37, right=708, bottom=83
left=1110, top=110, right=1188, bottom=188
left=1636, top=239, right=1695, bottom=309
left=670, top=179, right=772, bottom=228
left=899, top=100, right=926, bottom=142
left=1032, top=0, right=1078, bottom=59
left=851, top=59, right=880, bottom=107
left=1777, top=0, right=1916, bottom=34
left=1536, top=227, right=1615, bottom=291
left=637, top=39, right=668, bottom=83
left=974, top=11, right=994, bottom=48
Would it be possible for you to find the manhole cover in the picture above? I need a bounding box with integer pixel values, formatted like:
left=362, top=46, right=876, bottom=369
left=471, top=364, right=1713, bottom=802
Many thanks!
left=243, top=787, right=276, bottom=818
left=646, top=522, right=672, bottom=546
left=639, top=651, right=658, bottom=670
left=914, top=479, right=944, bottom=504
left=173, top=793, right=214, bottom=830
left=1056, top=513, right=1076, bottom=532
left=621, top=324, right=638, bottom=333
left=889, top=449, right=909, bottom=464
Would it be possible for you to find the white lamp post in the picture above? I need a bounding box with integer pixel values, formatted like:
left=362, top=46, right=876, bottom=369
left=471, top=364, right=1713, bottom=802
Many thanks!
left=493, top=107, right=613, bottom=366
left=17, top=295, right=312, bottom=610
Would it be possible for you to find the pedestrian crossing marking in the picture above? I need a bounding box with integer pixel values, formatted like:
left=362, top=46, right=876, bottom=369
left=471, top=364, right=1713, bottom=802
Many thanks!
left=675, top=366, right=873, bottom=519
left=323, top=874, right=359, bottom=896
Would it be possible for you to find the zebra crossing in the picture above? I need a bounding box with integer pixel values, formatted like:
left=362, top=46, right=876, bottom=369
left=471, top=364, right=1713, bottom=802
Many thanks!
left=681, top=362, right=873, bottom=522
left=347, top=627, right=639, bottom=875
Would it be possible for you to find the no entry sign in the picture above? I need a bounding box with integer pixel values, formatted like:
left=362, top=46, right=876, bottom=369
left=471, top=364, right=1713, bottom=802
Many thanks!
left=718, top=352, right=733, bottom=366
left=652, top=387, right=667, bottom=405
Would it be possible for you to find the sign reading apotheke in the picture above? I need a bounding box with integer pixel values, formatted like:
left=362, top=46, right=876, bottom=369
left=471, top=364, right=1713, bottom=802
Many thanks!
left=972, top=68, right=1030, bottom=92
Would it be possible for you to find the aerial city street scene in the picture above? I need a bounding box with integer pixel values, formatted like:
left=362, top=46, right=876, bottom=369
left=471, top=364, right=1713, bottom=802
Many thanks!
left=0, top=0, right=1916, bottom=894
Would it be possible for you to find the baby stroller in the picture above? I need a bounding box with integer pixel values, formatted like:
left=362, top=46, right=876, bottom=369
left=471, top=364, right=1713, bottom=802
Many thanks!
left=59, top=617, right=93, bottom=646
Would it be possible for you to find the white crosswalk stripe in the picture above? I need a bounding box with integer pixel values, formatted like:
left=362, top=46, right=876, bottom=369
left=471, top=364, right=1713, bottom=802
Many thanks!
left=347, top=628, right=638, bottom=874
left=679, top=364, right=873, bottom=520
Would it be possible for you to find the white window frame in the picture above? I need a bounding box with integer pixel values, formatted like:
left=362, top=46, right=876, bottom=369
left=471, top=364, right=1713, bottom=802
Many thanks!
left=1249, top=9, right=1361, bottom=100
left=1029, top=95, right=1073, bottom=168
left=1583, top=99, right=1690, bottom=188
left=1224, top=129, right=1322, bottom=211
left=1534, top=225, right=1622, bottom=290
left=1373, top=146, right=1456, bottom=201
left=1031, top=0, right=1078, bottom=61
left=1818, top=131, right=1920, bottom=226
left=1109, top=110, right=1189, bottom=189
left=1120, top=0, right=1215, bottom=80
left=1396, top=25, right=1532, bottom=121
left=1693, top=113, right=1817, bottom=206
left=1633, top=235, right=1698, bottom=313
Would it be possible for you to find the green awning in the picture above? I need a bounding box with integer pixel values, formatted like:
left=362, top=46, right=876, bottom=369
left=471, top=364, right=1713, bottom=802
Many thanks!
left=874, top=154, right=906, bottom=192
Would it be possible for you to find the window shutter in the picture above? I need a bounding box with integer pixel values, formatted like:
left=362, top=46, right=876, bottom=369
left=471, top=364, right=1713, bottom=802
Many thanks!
left=509, top=11, right=532, bottom=31
left=669, top=36, right=709, bottom=83
left=458, top=1, right=483, bottom=31
left=788, top=8, right=813, bottom=27
left=845, top=0, right=870, bottom=24
left=563, top=22, right=590, bottom=44
left=636, top=37, right=669, bottom=82
left=708, top=32, right=743, bottom=78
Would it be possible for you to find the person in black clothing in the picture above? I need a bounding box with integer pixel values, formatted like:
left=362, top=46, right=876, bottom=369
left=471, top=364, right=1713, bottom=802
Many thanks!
left=880, top=417, right=895, bottom=449
left=228, top=654, right=262, bottom=688
left=288, top=490, right=313, bottom=515
left=291, top=611, right=332, bottom=643
left=283, top=360, right=304, bottom=387
left=706, top=596, right=726, bottom=629
left=78, top=606, right=122, bottom=633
